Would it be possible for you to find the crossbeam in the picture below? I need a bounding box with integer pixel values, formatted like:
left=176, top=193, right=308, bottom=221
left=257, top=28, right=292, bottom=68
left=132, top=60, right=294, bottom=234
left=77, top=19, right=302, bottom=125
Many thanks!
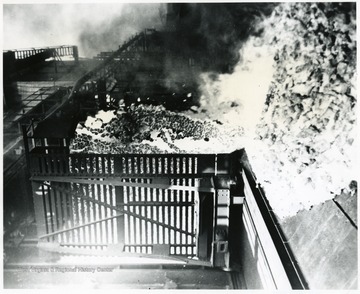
left=32, top=176, right=215, bottom=193
left=45, top=183, right=194, bottom=212
left=38, top=196, right=196, bottom=240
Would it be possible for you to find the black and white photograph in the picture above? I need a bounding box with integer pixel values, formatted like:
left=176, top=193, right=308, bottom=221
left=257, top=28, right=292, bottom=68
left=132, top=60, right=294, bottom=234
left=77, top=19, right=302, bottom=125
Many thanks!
left=2, top=1, right=358, bottom=290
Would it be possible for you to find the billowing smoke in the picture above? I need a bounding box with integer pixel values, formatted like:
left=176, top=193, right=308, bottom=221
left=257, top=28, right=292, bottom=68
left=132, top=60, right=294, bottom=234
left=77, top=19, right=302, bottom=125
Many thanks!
left=3, top=3, right=163, bottom=57
left=166, top=3, right=276, bottom=74
left=79, top=4, right=164, bottom=57
left=167, top=3, right=277, bottom=133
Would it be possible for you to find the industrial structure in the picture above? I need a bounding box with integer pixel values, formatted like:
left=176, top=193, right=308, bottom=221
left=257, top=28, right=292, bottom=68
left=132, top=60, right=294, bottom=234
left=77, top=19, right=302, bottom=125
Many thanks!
left=5, top=3, right=356, bottom=290
left=2, top=25, right=309, bottom=290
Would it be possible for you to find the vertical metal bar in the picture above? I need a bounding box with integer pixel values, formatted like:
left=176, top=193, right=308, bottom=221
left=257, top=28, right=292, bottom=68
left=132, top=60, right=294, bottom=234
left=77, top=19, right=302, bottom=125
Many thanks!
left=73, top=184, right=80, bottom=243
left=154, top=156, right=158, bottom=175
left=187, top=157, right=191, bottom=175
left=178, top=157, right=182, bottom=175
left=107, top=184, right=113, bottom=244
left=97, top=156, right=101, bottom=174
left=190, top=189, right=194, bottom=253
left=105, top=184, right=112, bottom=244
left=125, top=156, right=129, bottom=174
left=118, top=156, right=122, bottom=174
left=59, top=154, right=65, bottom=174
left=133, top=184, right=139, bottom=248
left=136, top=185, right=141, bottom=251
left=86, top=183, right=92, bottom=244
left=107, top=155, right=111, bottom=175
left=68, top=157, right=72, bottom=174
left=105, top=155, right=109, bottom=174
left=159, top=157, right=163, bottom=175
left=174, top=156, right=178, bottom=174
left=193, top=156, right=198, bottom=174
left=153, top=188, right=157, bottom=245
left=140, top=182, right=145, bottom=248
left=43, top=184, right=51, bottom=237
left=163, top=157, right=167, bottom=174
left=89, top=155, right=94, bottom=174
left=124, top=185, right=129, bottom=251
left=44, top=185, right=53, bottom=236
left=160, top=188, right=164, bottom=245
left=146, top=184, right=152, bottom=246
left=181, top=156, right=185, bottom=174
left=100, top=183, right=107, bottom=244
left=53, top=155, right=59, bottom=175
left=40, top=156, right=47, bottom=175
left=188, top=157, right=192, bottom=175
left=78, top=155, right=83, bottom=175
left=124, top=156, right=128, bottom=174
left=182, top=181, right=187, bottom=255
left=145, top=157, right=149, bottom=174
left=176, top=194, right=180, bottom=254
left=154, top=188, right=159, bottom=245
left=130, top=186, right=135, bottom=250
left=68, top=184, right=75, bottom=243
left=86, top=157, right=90, bottom=175
left=154, top=156, right=160, bottom=175
left=101, top=155, right=106, bottom=175
left=78, top=184, right=86, bottom=243
left=21, top=125, right=31, bottom=169
left=95, top=183, right=102, bottom=244
left=153, top=156, right=157, bottom=175
left=138, top=185, right=146, bottom=249
left=70, top=156, right=75, bottom=174
left=75, top=156, right=80, bottom=175
left=132, top=156, right=136, bottom=175
left=56, top=185, right=64, bottom=242
left=164, top=187, right=168, bottom=245
left=137, top=156, right=141, bottom=174
left=170, top=157, right=173, bottom=174
left=92, top=185, right=101, bottom=243
left=133, top=157, right=137, bottom=175
left=128, top=185, right=133, bottom=250
left=111, top=186, right=117, bottom=244
left=181, top=157, right=184, bottom=175
left=172, top=188, right=176, bottom=248
left=139, top=156, right=144, bottom=174
left=60, top=182, right=68, bottom=242
left=95, top=156, right=100, bottom=176
left=147, top=157, right=151, bottom=175
left=49, top=186, right=58, bottom=242
left=185, top=186, right=188, bottom=249
left=32, top=182, right=48, bottom=238
left=136, top=182, right=142, bottom=247
left=80, top=183, right=86, bottom=243
left=86, top=183, right=96, bottom=245
left=174, top=157, right=178, bottom=175
left=175, top=183, right=179, bottom=253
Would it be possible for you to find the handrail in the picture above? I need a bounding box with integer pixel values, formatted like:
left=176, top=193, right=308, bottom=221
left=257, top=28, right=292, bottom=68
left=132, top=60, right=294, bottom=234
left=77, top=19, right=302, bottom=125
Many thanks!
left=67, top=33, right=144, bottom=100
left=42, top=33, right=144, bottom=121
left=4, top=45, right=77, bottom=60
left=237, top=150, right=308, bottom=289
left=4, top=45, right=75, bottom=53
left=28, top=151, right=219, bottom=178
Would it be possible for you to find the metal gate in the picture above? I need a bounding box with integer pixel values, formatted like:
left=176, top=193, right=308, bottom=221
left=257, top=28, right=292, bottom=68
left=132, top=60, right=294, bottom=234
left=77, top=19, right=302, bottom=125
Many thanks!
left=30, top=151, right=220, bottom=264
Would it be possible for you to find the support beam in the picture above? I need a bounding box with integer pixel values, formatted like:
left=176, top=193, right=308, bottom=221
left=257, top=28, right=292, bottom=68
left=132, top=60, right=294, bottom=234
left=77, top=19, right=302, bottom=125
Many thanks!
left=31, top=176, right=215, bottom=193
